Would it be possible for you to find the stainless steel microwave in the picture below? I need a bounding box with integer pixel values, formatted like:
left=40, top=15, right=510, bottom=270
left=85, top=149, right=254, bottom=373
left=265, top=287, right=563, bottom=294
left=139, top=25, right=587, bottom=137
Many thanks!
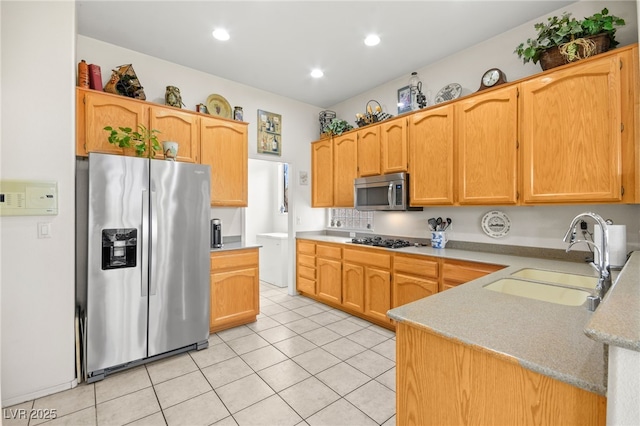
left=354, top=172, right=421, bottom=211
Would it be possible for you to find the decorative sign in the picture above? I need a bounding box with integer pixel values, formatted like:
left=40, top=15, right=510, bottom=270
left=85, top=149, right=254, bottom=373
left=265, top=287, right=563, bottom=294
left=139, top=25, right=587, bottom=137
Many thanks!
left=257, top=109, right=281, bottom=156
left=481, top=210, right=511, bottom=238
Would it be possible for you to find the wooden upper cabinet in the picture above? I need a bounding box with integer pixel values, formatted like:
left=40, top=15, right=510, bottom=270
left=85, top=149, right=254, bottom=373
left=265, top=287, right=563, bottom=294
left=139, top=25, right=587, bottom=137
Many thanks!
left=409, top=105, right=455, bottom=205
left=521, top=53, right=623, bottom=203
left=456, top=86, right=518, bottom=205
left=333, top=133, right=358, bottom=207
left=79, top=89, right=148, bottom=156
left=149, top=106, right=200, bottom=163
left=200, top=116, right=248, bottom=206
left=381, top=117, right=408, bottom=174
left=357, top=127, right=381, bottom=177
left=311, top=139, right=334, bottom=207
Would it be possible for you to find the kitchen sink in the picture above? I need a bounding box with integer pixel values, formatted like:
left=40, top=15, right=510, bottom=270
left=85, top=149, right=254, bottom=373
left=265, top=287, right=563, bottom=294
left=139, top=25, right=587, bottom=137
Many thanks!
left=510, top=268, right=599, bottom=289
left=484, top=278, right=591, bottom=306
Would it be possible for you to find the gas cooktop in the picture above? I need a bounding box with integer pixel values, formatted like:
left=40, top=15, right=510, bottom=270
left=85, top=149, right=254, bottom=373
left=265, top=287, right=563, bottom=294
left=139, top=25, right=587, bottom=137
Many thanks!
left=351, top=236, right=411, bottom=249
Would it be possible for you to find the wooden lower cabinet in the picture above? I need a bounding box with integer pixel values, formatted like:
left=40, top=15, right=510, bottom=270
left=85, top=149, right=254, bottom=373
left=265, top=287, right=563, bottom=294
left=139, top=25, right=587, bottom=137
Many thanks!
left=441, top=259, right=504, bottom=292
left=209, top=248, right=259, bottom=333
left=396, top=322, right=606, bottom=426
left=393, top=254, right=439, bottom=307
left=296, top=240, right=316, bottom=295
left=364, top=267, right=391, bottom=324
left=342, top=262, right=365, bottom=313
left=316, top=243, right=343, bottom=304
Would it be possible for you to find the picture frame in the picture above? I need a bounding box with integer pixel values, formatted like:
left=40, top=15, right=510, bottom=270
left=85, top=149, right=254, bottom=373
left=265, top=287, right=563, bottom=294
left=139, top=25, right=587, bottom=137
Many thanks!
left=257, top=109, right=282, bottom=156
left=397, top=85, right=412, bottom=114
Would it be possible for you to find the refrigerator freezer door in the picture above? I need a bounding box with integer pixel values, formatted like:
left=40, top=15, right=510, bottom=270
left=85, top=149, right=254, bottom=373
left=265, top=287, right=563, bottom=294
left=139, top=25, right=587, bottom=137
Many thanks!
left=86, top=153, right=149, bottom=374
left=147, top=159, right=211, bottom=357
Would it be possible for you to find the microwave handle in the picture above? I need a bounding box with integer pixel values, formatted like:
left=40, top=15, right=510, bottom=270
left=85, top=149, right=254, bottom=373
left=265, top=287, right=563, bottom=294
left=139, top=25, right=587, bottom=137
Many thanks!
left=388, top=183, right=393, bottom=208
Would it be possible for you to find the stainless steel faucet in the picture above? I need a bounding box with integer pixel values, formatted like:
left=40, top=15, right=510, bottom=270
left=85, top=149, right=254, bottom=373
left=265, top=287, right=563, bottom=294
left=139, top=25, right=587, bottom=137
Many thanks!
left=563, top=212, right=611, bottom=311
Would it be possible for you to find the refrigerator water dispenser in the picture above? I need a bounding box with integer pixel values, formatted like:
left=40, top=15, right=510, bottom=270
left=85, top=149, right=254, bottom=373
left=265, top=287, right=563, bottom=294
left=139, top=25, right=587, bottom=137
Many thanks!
left=101, top=229, right=137, bottom=270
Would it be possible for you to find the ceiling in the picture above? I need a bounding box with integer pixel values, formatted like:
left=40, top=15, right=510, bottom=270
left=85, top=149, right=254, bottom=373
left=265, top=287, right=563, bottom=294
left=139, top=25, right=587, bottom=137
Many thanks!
left=76, top=1, right=575, bottom=108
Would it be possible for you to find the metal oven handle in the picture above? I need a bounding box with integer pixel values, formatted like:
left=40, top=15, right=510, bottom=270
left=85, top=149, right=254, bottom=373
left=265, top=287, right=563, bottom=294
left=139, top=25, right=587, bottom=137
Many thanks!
left=388, top=183, right=393, bottom=208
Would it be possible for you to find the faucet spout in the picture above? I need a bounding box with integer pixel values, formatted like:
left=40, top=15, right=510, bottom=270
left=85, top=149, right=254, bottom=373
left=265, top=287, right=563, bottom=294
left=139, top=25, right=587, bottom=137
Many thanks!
left=563, top=212, right=611, bottom=311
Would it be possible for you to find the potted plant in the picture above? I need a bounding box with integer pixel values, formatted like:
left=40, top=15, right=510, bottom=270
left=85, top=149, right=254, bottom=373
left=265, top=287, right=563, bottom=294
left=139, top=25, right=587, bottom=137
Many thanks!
left=324, top=118, right=353, bottom=136
left=514, top=8, right=625, bottom=70
left=104, top=124, right=162, bottom=157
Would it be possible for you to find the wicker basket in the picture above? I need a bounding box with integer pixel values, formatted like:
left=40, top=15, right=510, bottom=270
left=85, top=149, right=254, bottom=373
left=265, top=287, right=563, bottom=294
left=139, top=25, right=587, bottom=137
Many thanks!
left=355, top=100, right=393, bottom=128
left=539, top=33, right=611, bottom=71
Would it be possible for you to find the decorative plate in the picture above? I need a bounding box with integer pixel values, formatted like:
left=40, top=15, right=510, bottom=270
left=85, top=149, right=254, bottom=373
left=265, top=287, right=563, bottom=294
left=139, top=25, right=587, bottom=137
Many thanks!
left=206, top=94, right=232, bottom=119
left=434, top=83, right=462, bottom=104
left=481, top=210, right=511, bottom=238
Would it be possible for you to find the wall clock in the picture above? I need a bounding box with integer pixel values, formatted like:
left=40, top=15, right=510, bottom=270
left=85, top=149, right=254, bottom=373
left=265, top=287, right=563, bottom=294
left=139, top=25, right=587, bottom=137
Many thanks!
left=477, top=68, right=507, bottom=91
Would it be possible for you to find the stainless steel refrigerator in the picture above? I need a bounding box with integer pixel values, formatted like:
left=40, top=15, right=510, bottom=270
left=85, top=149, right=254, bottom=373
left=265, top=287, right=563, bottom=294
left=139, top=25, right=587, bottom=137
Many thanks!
left=77, top=153, right=211, bottom=382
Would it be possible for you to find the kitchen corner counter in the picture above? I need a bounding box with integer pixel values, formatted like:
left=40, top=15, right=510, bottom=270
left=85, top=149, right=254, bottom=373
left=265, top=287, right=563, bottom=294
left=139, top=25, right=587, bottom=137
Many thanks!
left=210, top=242, right=261, bottom=252
left=585, top=251, right=640, bottom=352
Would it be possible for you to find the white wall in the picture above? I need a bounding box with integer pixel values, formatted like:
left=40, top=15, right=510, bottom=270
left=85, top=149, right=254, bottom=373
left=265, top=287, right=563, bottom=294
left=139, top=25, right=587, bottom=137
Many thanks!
left=1, top=1, right=77, bottom=406
left=76, top=36, right=327, bottom=236
left=330, top=0, right=640, bottom=252
left=246, top=159, right=281, bottom=245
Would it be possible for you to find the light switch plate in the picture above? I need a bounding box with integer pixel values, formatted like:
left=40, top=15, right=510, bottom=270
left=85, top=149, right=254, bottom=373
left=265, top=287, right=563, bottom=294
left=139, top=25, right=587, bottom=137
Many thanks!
left=38, top=222, right=51, bottom=239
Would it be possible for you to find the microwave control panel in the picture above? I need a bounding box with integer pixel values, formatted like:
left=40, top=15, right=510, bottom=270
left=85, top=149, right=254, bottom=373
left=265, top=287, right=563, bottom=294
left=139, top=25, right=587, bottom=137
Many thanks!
left=0, top=180, right=58, bottom=216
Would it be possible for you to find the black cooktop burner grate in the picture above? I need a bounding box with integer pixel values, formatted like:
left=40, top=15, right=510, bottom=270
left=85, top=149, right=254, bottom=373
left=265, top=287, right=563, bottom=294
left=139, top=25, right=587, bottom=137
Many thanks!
left=351, top=236, right=411, bottom=249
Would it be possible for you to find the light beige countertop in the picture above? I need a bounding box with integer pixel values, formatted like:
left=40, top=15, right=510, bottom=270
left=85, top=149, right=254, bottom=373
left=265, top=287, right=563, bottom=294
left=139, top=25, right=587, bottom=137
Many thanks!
left=297, top=233, right=628, bottom=396
left=210, top=242, right=261, bottom=252
left=585, top=251, right=640, bottom=352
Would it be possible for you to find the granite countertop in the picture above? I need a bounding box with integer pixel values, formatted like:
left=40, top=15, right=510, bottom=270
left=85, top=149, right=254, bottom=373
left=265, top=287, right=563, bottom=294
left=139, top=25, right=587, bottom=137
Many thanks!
left=297, top=233, right=629, bottom=396
left=210, top=242, right=261, bottom=252
left=585, top=251, right=640, bottom=352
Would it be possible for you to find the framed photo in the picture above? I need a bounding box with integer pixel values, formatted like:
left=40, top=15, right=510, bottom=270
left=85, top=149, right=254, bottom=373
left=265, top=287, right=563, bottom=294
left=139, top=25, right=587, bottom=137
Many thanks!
left=257, top=109, right=282, bottom=156
left=397, top=85, right=412, bottom=114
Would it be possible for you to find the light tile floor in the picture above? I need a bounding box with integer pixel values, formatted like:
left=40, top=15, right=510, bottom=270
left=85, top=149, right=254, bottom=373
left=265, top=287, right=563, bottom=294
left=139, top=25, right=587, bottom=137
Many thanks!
left=3, top=283, right=396, bottom=426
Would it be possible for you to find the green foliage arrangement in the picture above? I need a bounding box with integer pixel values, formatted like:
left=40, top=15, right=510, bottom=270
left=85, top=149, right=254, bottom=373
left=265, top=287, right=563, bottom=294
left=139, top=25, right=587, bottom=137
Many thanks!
left=514, top=8, right=625, bottom=65
left=104, top=124, right=162, bottom=157
left=324, top=118, right=353, bottom=136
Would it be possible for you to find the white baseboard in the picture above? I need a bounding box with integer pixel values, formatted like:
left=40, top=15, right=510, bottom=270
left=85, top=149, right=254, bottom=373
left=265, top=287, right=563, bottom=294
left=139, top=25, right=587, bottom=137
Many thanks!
left=2, top=379, right=78, bottom=408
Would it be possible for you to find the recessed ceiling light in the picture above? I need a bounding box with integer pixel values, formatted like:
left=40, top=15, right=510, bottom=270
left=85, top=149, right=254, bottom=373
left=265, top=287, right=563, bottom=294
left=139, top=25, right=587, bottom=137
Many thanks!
left=364, top=34, right=380, bottom=46
left=212, top=29, right=230, bottom=41
left=310, top=69, right=324, bottom=78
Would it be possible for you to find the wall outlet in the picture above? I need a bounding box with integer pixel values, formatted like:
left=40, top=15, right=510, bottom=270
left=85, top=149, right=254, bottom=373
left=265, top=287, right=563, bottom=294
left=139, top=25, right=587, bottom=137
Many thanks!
left=296, top=216, right=301, bottom=225
left=349, top=232, right=356, bottom=238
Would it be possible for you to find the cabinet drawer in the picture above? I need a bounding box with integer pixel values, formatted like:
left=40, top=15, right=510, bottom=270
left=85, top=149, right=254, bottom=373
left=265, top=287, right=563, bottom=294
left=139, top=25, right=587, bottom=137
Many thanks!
left=297, top=276, right=316, bottom=294
left=298, top=254, right=316, bottom=268
left=297, top=240, right=316, bottom=255
left=210, top=249, right=259, bottom=272
left=394, top=255, right=438, bottom=278
left=317, top=244, right=342, bottom=260
left=442, top=260, right=504, bottom=284
left=344, top=248, right=391, bottom=269
left=297, top=264, right=316, bottom=280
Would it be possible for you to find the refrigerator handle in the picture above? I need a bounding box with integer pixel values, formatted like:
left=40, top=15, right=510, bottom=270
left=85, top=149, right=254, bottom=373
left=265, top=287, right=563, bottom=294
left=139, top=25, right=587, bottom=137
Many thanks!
left=150, top=188, right=158, bottom=296
left=141, top=189, right=149, bottom=297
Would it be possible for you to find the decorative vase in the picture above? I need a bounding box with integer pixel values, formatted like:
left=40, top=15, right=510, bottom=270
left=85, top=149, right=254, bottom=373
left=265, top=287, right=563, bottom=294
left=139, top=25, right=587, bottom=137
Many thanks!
left=165, top=86, right=184, bottom=108
left=162, top=141, right=179, bottom=161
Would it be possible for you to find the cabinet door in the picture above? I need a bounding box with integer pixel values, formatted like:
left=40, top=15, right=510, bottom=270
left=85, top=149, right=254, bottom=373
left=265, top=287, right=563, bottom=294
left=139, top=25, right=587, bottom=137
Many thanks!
left=364, top=267, right=391, bottom=324
left=82, top=90, right=148, bottom=156
left=317, top=257, right=342, bottom=305
left=311, top=139, right=334, bottom=207
left=333, top=133, right=358, bottom=207
left=150, top=106, right=200, bottom=163
left=456, top=86, right=518, bottom=205
left=201, top=117, right=248, bottom=206
left=381, top=117, right=408, bottom=174
left=210, top=267, right=259, bottom=330
left=521, top=54, right=622, bottom=203
left=393, top=273, right=438, bottom=308
left=342, top=262, right=364, bottom=313
left=408, top=105, right=455, bottom=205
left=441, top=259, right=504, bottom=292
left=357, top=127, right=381, bottom=177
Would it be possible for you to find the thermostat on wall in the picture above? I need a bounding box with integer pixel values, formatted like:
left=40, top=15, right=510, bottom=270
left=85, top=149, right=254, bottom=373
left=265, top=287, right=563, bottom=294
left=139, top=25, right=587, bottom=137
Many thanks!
left=0, top=180, right=58, bottom=216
